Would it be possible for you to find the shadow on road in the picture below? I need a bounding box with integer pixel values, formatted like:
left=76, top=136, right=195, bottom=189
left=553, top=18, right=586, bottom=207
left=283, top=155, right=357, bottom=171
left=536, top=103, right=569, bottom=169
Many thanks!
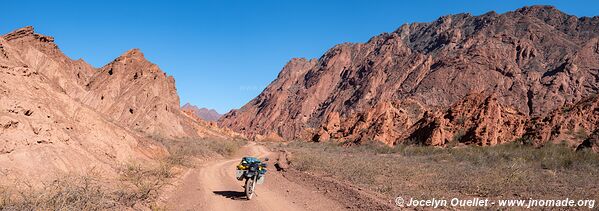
left=213, top=190, right=247, bottom=200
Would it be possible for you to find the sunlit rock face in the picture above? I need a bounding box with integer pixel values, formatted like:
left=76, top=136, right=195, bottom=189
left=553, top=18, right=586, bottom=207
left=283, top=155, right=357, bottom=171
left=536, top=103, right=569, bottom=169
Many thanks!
left=221, top=6, right=599, bottom=147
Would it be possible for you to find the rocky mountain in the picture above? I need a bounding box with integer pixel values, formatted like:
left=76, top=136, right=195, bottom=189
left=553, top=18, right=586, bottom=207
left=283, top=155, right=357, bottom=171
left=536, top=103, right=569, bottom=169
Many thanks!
left=181, top=103, right=222, bottom=122
left=220, top=6, right=599, bottom=149
left=0, top=26, right=228, bottom=183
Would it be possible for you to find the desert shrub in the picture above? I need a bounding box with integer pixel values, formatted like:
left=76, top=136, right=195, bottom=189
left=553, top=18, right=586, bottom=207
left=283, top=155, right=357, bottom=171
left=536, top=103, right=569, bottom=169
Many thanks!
left=456, top=117, right=465, bottom=125
left=116, top=162, right=175, bottom=206
left=537, top=142, right=599, bottom=170
left=515, top=135, right=534, bottom=145
left=574, top=128, right=589, bottom=140
left=561, top=105, right=572, bottom=114
left=206, top=139, right=243, bottom=156
left=452, top=130, right=466, bottom=142
left=356, top=141, right=402, bottom=154
left=398, top=144, right=448, bottom=157
left=151, top=135, right=246, bottom=166
left=0, top=175, right=116, bottom=211
left=0, top=186, right=9, bottom=209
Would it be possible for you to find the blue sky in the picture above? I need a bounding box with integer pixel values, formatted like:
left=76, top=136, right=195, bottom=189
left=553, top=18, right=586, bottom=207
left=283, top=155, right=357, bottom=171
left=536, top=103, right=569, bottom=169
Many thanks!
left=2, top=1, right=598, bottom=113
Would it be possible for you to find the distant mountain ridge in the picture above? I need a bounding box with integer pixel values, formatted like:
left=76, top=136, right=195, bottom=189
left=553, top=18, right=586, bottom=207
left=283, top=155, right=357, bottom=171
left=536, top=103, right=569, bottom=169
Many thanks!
left=220, top=5, right=599, bottom=150
left=181, top=103, right=222, bottom=121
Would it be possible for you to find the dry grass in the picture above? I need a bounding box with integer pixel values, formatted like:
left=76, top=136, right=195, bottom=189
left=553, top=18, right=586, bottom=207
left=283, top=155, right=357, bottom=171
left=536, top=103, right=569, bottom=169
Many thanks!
left=115, top=162, right=174, bottom=207
left=0, top=163, right=174, bottom=210
left=0, top=174, right=116, bottom=210
left=152, top=136, right=246, bottom=167
left=0, top=137, right=247, bottom=210
left=279, top=141, right=599, bottom=200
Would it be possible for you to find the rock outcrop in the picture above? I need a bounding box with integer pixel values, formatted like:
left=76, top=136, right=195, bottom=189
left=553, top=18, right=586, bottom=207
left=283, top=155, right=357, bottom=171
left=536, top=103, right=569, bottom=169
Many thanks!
left=403, top=92, right=527, bottom=146
left=82, top=49, right=209, bottom=139
left=528, top=95, right=599, bottom=149
left=220, top=6, right=599, bottom=147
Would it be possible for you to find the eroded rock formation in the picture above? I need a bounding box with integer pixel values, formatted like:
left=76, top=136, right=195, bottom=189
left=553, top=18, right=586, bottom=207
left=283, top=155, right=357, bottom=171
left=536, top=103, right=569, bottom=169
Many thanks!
left=220, top=6, right=599, bottom=148
left=528, top=95, right=599, bottom=149
left=403, top=92, right=527, bottom=146
left=0, top=26, right=229, bottom=183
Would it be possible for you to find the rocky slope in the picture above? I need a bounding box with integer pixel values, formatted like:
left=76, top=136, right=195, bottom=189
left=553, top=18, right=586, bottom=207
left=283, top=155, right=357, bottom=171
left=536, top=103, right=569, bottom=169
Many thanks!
left=402, top=92, right=527, bottom=146
left=528, top=95, right=599, bottom=150
left=220, top=6, right=599, bottom=148
left=181, top=103, right=222, bottom=122
left=0, top=26, right=226, bottom=183
left=80, top=49, right=228, bottom=139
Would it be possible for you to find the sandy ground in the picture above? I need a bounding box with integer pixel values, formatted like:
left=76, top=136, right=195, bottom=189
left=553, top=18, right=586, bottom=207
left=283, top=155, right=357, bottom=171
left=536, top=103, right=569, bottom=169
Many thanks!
left=163, top=142, right=346, bottom=211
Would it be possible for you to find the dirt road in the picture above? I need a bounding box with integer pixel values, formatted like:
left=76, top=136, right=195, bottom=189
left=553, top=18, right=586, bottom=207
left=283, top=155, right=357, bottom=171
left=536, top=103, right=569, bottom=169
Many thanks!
left=164, top=142, right=346, bottom=211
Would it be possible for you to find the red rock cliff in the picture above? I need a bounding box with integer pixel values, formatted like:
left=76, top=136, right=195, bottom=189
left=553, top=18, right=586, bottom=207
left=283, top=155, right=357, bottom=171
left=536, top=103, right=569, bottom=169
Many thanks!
left=220, top=6, right=599, bottom=147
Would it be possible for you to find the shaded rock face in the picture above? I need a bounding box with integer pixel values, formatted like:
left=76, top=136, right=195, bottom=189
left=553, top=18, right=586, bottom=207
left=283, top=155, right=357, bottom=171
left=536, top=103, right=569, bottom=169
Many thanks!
left=181, top=103, right=222, bottom=122
left=220, top=6, right=599, bottom=146
left=0, top=26, right=225, bottom=182
left=579, top=130, right=599, bottom=153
